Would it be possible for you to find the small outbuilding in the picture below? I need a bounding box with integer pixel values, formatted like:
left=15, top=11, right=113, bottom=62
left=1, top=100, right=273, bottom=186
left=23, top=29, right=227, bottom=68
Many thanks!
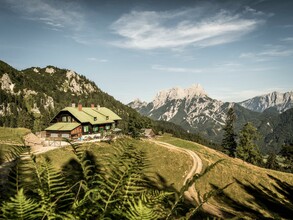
left=143, top=129, right=156, bottom=138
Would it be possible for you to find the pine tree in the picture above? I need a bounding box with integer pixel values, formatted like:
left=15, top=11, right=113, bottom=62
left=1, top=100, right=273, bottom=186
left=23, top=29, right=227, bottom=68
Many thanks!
left=128, top=113, right=143, bottom=138
left=222, top=107, right=237, bottom=157
left=236, top=122, right=262, bottom=165
left=265, top=152, right=279, bottom=170
left=279, top=144, right=293, bottom=172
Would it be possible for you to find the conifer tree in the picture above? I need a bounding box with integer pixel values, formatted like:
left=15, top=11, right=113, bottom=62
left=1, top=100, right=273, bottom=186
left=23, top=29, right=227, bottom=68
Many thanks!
left=128, top=113, right=143, bottom=138
left=222, top=107, right=237, bottom=157
left=265, top=152, right=279, bottom=170
left=236, top=122, right=262, bottom=165
left=280, top=144, right=293, bottom=172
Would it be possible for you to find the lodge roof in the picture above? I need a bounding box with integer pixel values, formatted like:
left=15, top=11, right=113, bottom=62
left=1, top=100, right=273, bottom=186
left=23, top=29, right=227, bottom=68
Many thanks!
left=60, top=106, right=121, bottom=125
left=45, top=122, right=81, bottom=131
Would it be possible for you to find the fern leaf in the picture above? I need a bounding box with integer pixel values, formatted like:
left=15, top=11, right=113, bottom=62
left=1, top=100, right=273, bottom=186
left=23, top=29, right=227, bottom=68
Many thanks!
left=1, top=188, right=41, bottom=220
left=125, top=199, right=163, bottom=220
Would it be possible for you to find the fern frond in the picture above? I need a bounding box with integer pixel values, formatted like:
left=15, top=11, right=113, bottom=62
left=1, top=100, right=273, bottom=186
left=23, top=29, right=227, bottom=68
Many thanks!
left=68, top=142, right=97, bottom=186
left=186, top=182, right=233, bottom=219
left=1, top=188, right=41, bottom=220
left=30, top=158, right=74, bottom=219
left=125, top=199, right=163, bottom=220
left=166, top=160, right=225, bottom=220
left=3, top=145, right=28, bottom=163
left=3, top=154, right=35, bottom=200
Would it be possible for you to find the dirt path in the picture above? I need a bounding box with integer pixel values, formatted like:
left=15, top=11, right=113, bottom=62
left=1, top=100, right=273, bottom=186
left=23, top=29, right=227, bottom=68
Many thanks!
left=149, top=140, right=225, bottom=218
left=24, top=133, right=71, bottom=155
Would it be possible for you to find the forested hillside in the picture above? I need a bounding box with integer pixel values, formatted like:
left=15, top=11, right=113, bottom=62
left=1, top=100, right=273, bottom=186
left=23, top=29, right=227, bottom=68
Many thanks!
left=0, top=60, right=212, bottom=147
left=0, top=60, right=150, bottom=132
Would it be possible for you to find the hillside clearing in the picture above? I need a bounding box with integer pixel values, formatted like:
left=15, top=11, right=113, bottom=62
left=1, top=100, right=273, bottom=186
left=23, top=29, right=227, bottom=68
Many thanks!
left=0, top=127, right=30, bottom=145
left=0, top=127, right=30, bottom=154
left=3, top=129, right=292, bottom=219
left=39, top=138, right=193, bottom=191
left=157, top=134, right=293, bottom=218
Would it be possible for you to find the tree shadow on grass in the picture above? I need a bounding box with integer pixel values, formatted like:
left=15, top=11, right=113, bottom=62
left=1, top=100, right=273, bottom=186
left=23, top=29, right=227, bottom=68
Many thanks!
left=211, top=174, right=293, bottom=219
left=145, top=173, right=216, bottom=219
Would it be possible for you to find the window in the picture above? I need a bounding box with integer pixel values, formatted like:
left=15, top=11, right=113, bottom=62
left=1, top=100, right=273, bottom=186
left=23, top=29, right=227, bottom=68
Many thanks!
left=83, top=126, right=89, bottom=133
left=105, top=125, right=111, bottom=130
left=94, top=117, right=97, bottom=121
left=67, top=116, right=71, bottom=122
left=62, top=116, right=67, bottom=122
left=61, top=133, right=70, bottom=138
left=93, top=127, right=99, bottom=132
left=50, top=133, right=58, bottom=137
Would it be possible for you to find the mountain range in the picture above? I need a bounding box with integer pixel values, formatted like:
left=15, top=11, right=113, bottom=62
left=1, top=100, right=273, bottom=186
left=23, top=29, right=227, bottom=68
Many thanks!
left=239, top=91, right=293, bottom=113
left=1, top=60, right=292, bottom=153
left=128, top=84, right=293, bottom=153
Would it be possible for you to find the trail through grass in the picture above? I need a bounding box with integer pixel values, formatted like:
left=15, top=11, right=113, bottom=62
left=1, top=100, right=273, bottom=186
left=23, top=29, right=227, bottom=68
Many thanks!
left=157, top=134, right=293, bottom=218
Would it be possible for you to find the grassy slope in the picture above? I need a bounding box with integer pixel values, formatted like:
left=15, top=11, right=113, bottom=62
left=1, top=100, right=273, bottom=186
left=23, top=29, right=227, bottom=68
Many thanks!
left=0, top=127, right=30, bottom=151
left=0, top=127, right=30, bottom=143
left=157, top=134, right=293, bottom=218
left=40, top=138, right=192, bottom=191
left=37, top=134, right=293, bottom=218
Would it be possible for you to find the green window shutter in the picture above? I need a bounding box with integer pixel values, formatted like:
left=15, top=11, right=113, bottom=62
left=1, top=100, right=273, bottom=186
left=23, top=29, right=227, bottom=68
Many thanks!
left=83, top=126, right=89, bottom=133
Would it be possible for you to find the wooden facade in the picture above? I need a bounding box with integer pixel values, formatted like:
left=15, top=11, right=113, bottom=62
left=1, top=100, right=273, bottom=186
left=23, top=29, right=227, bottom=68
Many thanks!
left=45, top=105, right=122, bottom=140
left=46, top=125, right=82, bottom=140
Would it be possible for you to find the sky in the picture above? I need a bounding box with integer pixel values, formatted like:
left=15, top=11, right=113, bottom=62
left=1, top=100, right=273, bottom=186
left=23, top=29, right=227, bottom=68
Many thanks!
left=0, top=0, right=293, bottom=104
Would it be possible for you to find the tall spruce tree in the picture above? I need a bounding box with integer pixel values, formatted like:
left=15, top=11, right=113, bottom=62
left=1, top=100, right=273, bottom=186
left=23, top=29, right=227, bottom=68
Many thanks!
left=265, top=152, right=279, bottom=170
left=279, top=144, right=293, bottom=172
left=236, top=122, right=262, bottom=165
left=222, top=107, right=237, bottom=157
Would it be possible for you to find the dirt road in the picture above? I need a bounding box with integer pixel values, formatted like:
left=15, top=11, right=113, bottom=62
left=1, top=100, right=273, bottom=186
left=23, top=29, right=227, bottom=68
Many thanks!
left=150, top=140, right=225, bottom=218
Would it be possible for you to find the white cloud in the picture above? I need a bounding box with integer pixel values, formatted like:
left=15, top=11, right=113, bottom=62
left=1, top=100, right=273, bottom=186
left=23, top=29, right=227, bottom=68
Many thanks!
left=219, top=62, right=242, bottom=67
left=152, top=65, right=202, bottom=73
left=213, top=87, right=291, bottom=102
left=110, top=7, right=266, bottom=50
left=281, top=24, right=293, bottom=28
left=281, top=37, right=293, bottom=42
left=5, top=0, right=84, bottom=30
left=87, top=58, right=108, bottom=62
left=240, top=45, right=293, bottom=61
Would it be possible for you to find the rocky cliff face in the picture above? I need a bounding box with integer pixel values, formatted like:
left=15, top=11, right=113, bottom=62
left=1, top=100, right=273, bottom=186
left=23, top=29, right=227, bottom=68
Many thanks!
left=129, top=84, right=235, bottom=140
left=239, top=91, right=293, bottom=113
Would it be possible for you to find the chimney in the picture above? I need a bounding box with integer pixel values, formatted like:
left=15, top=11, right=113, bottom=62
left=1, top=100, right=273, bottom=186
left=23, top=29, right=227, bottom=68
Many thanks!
left=91, top=104, right=95, bottom=109
left=96, top=105, right=100, bottom=110
left=72, top=103, right=76, bottom=108
left=78, top=104, right=82, bottom=111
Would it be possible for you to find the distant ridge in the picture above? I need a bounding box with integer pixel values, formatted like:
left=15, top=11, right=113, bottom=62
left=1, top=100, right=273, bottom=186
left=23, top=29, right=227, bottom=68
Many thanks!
left=128, top=84, right=293, bottom=153
left=239, top=91, right=293, bottom=113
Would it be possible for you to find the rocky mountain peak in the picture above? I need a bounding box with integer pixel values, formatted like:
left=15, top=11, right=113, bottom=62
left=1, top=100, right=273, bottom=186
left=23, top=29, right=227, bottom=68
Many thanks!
left=128, top=98, right=148, bottom=109
left=239, top=91, right=293, bottom=113
left=0, top=73, right=15, bottom=93
left=185, top=83, right=207, bottom=98
left=45, top=67, right=56, bottom=74
left=152, top=84, right=207, bottom=108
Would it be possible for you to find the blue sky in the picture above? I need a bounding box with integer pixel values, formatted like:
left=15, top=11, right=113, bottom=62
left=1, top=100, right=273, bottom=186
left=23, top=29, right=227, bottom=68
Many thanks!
left=0, top=0, right=293, bottom=104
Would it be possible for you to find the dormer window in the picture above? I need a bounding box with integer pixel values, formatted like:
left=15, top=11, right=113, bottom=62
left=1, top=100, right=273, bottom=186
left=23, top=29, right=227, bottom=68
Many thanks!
left=62, top=116, right=67, bottom=122
left=106, top=116, right=109, bottom=120
left=94, top=117, right=97, bottom=121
